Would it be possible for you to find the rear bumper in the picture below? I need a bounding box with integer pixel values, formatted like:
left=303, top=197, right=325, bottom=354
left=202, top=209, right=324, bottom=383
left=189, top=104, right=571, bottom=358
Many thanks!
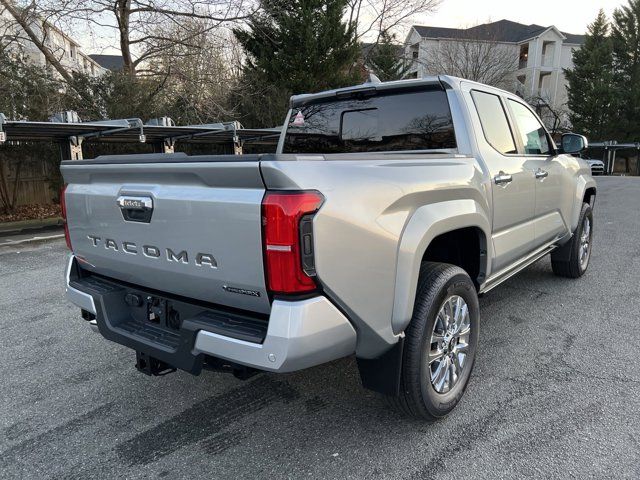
left=65, top=255, right=356, bottom=373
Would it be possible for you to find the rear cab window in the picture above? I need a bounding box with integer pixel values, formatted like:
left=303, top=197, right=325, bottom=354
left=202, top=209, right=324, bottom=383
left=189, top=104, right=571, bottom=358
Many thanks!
left=282, top=86, right=457, bottom=154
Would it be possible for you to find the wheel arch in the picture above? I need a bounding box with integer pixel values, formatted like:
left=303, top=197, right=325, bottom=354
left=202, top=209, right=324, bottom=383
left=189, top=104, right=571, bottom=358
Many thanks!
left=391, top=199, right=491, bottom=335
left=584, top=186, right=597, bottom=207
left=572, top=176, right=597, bottom=231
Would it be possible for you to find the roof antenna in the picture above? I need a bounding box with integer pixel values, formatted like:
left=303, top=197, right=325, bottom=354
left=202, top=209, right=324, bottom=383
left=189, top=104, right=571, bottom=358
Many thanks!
left=366, top=72, right=382, bottom=84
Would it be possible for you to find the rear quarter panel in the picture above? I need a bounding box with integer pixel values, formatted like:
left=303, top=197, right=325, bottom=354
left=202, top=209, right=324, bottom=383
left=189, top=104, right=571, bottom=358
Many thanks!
left=261, top=154, right=490, bottom=358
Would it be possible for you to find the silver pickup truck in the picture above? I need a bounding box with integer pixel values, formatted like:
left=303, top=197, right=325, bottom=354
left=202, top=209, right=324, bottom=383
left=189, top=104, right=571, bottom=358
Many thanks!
left=62, top=76, right=596, bottom=419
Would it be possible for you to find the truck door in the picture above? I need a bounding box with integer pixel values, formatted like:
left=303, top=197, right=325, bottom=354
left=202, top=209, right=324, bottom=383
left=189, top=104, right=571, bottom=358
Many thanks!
left=468, top=89, right=537, bottom=272
left=505, top=99, right=571, bottom=245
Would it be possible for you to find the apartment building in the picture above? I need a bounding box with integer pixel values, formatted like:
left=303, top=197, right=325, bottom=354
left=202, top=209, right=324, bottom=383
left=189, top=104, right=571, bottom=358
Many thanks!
left=0, top=8, right=105, bottom=78
left=405, top=19, right=585, bottom=110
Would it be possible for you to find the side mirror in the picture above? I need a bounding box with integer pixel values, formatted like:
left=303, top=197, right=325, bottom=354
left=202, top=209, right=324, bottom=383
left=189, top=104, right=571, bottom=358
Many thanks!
left=561, top=133, right=588, bottom=154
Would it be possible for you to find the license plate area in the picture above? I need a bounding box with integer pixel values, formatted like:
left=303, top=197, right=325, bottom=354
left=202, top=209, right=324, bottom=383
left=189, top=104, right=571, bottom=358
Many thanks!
left=71, top=269, right=270, bottom=347
left=125, top=293, right=184, bottom=331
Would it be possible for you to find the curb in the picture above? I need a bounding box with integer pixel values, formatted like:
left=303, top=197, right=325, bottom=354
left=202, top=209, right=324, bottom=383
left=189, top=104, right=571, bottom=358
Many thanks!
left=0, top=217, right=63, bottom=234
left=0, top=233, right=65, bottom=248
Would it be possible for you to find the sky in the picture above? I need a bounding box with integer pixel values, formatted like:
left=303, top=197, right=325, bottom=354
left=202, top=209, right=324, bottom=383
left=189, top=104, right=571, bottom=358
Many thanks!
left=411, top=0, right=620, bottom=36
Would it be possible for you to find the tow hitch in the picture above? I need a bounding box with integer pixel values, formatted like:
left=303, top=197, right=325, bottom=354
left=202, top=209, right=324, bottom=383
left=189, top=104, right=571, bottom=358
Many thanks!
left=135, top=351, right=176, bottom=376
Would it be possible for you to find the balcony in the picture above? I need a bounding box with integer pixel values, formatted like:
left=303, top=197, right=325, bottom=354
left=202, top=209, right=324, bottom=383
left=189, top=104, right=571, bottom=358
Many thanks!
left=518, top=44, right=529, bottom=70
left=541, top=41, right=556, bottom=68
left=542, top=54, right=555, bottom=68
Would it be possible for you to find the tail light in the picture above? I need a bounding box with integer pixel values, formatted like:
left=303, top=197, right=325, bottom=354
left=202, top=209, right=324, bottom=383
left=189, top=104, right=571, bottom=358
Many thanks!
left=262, top=191, right=324, bottom=294
left=60, top=185, right=72, bottom=251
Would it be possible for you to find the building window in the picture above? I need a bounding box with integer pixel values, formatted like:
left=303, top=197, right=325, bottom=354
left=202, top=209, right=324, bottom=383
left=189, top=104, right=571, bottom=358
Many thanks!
left=409, top=43, right=420, bottom=60
left=519, top=44, right=529, bottom=69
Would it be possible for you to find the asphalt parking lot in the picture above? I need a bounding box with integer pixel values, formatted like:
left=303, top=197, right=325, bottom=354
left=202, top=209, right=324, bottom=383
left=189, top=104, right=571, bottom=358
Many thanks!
left=1, top=176, right=639, bottom=479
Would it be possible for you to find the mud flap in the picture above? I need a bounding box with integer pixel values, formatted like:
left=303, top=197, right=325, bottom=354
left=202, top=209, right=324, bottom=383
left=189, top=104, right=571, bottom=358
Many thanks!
left=356, top=337, right=404, bottom=396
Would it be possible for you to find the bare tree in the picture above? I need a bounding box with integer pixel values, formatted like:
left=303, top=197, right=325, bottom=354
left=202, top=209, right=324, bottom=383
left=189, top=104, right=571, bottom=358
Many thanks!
left=32, top=0, right=253, bottom=76
left=151, top=20, right=243, bottom=123
left=0, top=0, right=76, bottom=83
left=3, top=0, right=440, bottom=82
left=525, top=94, right=572, bottom=136
left=347, top=0, right=441, bottom=43
left=0, top=4, right=21, bottom=55
left=420, top=32, right=518, bottom=89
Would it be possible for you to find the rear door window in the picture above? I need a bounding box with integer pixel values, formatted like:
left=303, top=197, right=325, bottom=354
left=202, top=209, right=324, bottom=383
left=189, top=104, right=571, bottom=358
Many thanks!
left=471, top=90, right=517, bottom=155
left=283, top=87, right=457, bottom=154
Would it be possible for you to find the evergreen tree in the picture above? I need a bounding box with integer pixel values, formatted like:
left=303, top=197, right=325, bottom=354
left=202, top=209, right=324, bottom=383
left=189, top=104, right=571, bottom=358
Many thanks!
left=611, top=0, right=640, bottom=140
left=233, top=0, right=361, bottom=127
left=564, top=10, right=615, bottom=140
left=366, top=31, right=412, bottom=82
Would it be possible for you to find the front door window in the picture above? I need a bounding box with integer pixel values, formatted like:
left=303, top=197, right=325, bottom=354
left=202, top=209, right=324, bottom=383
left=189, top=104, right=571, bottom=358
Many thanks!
left=508, top=100, right=550, bottom=155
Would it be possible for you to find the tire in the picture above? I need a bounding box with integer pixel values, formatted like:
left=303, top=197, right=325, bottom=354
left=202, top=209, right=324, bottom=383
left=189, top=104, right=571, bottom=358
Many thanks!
left=389, top=262, right=479, bottom=420
left=551, top=202, right=593, bottom=278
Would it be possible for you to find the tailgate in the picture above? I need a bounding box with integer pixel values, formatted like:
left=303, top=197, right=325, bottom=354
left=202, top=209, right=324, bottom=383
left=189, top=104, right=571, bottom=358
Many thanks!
left=61, top=156, right=270, bottom=314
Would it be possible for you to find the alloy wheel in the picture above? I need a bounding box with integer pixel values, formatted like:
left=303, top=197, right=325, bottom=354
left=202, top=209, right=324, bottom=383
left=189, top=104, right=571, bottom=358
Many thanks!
left=579, top=216, right=592, bottom=270
left=428, top=295, right=471, bottom=394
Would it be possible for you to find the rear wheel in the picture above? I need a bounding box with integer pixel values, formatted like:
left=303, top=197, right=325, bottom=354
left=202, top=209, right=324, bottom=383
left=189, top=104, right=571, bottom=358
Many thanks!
left=551, top=203, right=593, bottom=278
left=390, top=262, right=479, bottom=419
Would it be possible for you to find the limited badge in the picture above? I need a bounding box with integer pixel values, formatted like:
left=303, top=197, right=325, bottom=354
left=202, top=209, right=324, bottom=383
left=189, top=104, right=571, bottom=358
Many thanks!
left=223, top=285, right=261, bottom=297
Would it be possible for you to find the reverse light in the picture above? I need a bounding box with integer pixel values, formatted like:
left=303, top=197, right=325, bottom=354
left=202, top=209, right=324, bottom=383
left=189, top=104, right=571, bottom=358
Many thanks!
left=60, top=184, right=72, bottom=250
left=262, top=191, right=324, bottom=294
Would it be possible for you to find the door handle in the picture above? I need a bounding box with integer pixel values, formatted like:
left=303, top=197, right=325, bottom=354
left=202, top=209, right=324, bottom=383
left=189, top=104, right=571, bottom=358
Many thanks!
left=535, top=169, right=549, bottom=179
left=494, top=172, right=513, bottom=185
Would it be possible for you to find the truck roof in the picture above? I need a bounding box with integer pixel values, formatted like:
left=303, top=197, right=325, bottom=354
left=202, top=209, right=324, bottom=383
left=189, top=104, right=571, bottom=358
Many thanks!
left=289, top=75, right=516, bottom=108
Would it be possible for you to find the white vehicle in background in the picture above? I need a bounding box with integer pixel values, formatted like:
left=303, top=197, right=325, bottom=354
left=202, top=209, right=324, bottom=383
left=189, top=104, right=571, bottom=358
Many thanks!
left=585, top=158, right=605, bottom=175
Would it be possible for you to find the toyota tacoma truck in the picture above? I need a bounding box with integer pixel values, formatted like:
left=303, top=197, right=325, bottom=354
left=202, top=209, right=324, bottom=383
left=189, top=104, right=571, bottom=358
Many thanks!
left=62, top=76, right=596, bottom=419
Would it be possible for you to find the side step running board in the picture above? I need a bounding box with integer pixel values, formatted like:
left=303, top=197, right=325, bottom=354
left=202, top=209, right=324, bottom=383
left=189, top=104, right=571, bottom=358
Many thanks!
left=480, top=244, right=557, bottom=294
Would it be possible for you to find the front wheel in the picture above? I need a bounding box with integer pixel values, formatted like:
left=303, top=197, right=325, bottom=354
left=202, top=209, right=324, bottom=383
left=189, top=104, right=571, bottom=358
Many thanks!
left=551, top=202, right=593, bottom=278
left=389, top=262, right=479, bottom=420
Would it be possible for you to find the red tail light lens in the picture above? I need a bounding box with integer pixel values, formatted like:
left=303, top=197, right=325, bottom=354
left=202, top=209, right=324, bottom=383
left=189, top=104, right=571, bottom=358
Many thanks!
left=60, top=185, right=72, bottom=250
left=262, top=191, right=324, bottom=294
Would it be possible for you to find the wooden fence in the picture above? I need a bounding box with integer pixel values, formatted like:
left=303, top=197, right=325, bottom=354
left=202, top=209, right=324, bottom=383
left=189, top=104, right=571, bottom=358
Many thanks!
left=0, top=144, right=60, bottom=209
